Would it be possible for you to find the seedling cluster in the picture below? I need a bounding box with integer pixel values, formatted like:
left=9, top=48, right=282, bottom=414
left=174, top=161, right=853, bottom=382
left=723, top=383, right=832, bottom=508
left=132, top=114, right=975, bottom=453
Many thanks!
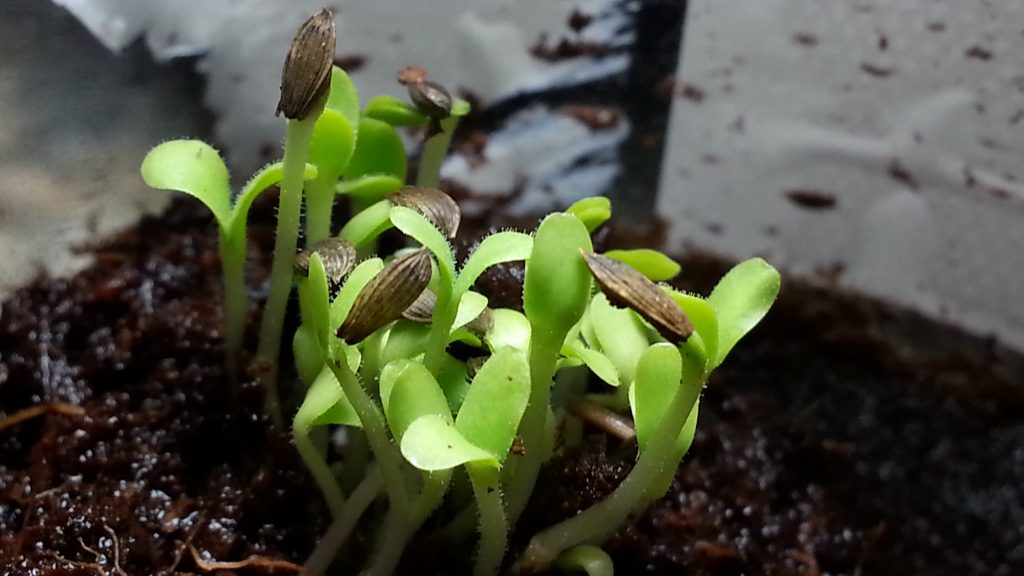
left=141, top=10, right=779, bottom=576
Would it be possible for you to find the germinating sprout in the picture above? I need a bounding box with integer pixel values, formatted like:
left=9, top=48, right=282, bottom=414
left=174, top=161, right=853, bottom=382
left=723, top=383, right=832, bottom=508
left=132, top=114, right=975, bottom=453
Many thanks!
left=140, top=9, right=779, bottom=576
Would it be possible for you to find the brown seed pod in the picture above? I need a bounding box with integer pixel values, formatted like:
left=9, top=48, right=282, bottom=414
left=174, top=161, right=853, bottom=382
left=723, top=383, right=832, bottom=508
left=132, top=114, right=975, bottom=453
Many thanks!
left=581, top=251, right=694, bottom=343
left=402, top=288, right=492, bottom=339
left=401, top=288, right=437, bottom=323
left=463, top=307, right=494, bottom=338
left=466, top=355, right=489, bottom=379
left=389, top=186, right=461, bottom=238
left=276, top=9, right=336, bottom=120
left=397, top=65, right=428, bottom=87
left=408, top=80, right=453, bottom=120
left=294, top=237, right=356, bottom=285
left=338, top=248, right=433, bottom=343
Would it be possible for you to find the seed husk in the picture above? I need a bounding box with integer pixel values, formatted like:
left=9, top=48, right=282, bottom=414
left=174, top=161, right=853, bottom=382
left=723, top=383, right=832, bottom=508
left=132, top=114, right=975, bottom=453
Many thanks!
left=402, top=289, right=492, bottom=339
left=338, top=248, right=433, bottom=343
left=276, top=9, right=336, bottom=120
left=389, top=186, right=461, bottom=238
left=294, top=237, right=356, bottom=285
left=402, top=288, right=437, bottom=323
left=464, top=307, right=494, bottom=338
left=581, top=251, right=693, bottom=343
left=466, top=355, right=489, bottom=379
left=408, top=80, right=453, bottom=120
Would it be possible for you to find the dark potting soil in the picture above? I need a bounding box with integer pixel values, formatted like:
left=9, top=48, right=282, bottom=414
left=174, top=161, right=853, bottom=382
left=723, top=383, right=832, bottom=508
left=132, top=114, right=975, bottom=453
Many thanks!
left=1, top=199, right=1022, bottom=575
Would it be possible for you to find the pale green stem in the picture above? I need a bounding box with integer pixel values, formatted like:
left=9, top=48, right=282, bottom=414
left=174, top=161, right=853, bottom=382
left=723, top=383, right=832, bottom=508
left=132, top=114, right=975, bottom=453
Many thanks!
left=364, top=469, right=451, bottom=576
left=305, top=179, right=336, bottom=245
left=220, top=230, right=247, bottom=396
left=339, top=430, right=370, bottom=494
left=514, top=376, right=702, bottom=572
left=440, top=501, right=478, bottom=545
left=359, top=331, right=385, bottom=396
left=256, top=111, right=320, bottom=428
left=423, top=283, right=457, bottom=376
left=555, top=545, right=614, bottom=576
left=468, top=467, right=508, bottom=576
left=413, top=470, right=452, bottom=525
left=416, top=116, right=458, bottom=188
left=304, top=466, right=383, bottom=575
left=505, top=331, right=560, bottom=526
left=362, top=506, right=415, bottom=576
left=327, top=359, right=410, bottom=519
left=294, top=422, right=346, bottom=518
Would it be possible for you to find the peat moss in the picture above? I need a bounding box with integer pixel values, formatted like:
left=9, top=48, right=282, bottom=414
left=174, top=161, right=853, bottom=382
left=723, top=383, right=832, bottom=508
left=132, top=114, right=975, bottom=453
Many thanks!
left=1, top=198, right=1022, bottom=575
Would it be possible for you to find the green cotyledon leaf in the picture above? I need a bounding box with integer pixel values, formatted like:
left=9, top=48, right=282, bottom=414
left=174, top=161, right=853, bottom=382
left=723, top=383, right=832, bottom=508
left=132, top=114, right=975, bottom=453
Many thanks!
left=401, top=415, right=496, bottom=471
left=380, top=359, right=452, bottom=442
left=603, top=249, right=681, bottom=282
left=342, top=117, right=407, bottom=181
left=325, top=66, right=360, bottom=128
left=390, top=205, right=457, bottom=286
left=336, top=174, right=404, bottom=201
left=629, top=343, right=682, bottom=454
left=565, top=196, right=611, bottom=233
left=562, top=342, right=620, bottom=388
left=454, top=231, right=533, bottom=296
left=363, top=94, right=429, bottom=127
left=141, top=140, right=232, bottom=231
left=330, top=258, right=384, bottom=331
left=587, top=293, right=650, bottom=385
left=523, top=214, right=593, bottom=348
left=706, top=258, right=780, bottom=368
left=455, top=347, right=531, bottom=462
left=308, top=108, right=356, bottom=185
left=295, top=365, right=360, bottom=430
left=485, top=308, right=530, bottom=353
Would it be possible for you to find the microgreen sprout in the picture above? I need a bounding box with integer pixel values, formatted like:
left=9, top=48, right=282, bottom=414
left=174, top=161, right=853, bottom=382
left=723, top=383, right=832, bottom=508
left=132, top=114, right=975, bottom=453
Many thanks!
left=141, top=140, right=318, bottom=392
left=140, top=10, right=779, bottom=575
left=255, top=9, right=338, bottom=427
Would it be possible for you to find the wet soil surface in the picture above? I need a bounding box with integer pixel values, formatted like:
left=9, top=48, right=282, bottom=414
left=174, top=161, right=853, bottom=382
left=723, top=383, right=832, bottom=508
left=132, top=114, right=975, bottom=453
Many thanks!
left=1, top=200, right=1022, bottom=575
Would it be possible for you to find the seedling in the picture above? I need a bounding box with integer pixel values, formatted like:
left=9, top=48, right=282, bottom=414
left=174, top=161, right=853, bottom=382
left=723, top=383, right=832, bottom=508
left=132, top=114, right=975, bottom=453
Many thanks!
left=141, top=140, right=318, bottom=391
left=140, top=10, right=780, bottom=576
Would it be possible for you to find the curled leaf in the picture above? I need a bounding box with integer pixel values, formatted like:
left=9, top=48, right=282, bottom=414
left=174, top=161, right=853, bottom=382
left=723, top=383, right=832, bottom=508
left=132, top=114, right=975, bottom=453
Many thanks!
left=276, top=9, right=336, bottom=120
left=338, top=248, right=432, bottom=343
left=389, top=186, right=461, bottom=238
left=295, top=237, right=356, bottom=285
left=582, top=252, right=693, bottom=344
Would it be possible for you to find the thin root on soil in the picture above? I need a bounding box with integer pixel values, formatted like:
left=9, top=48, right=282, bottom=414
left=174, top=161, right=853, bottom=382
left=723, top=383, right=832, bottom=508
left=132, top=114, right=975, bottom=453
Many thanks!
left=189, top=545, right=310, bottom=574
left=0, top=403, right=86, bottom=432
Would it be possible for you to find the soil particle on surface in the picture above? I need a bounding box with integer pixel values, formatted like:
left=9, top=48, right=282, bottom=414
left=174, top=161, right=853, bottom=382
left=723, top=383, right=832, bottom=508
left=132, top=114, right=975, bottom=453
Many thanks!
left=792, top=33, right=819, bottom=47
left=784, top=188, right=838, bottom=210
left=888, top=158, right=920, bottom=191
left=557, top=104, right=623, bottom=131
left=677, top=83, right=706, bottom=103
left=859, top=62, right=896, bottom=78
left=965, top=45, right=994, bottom=61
